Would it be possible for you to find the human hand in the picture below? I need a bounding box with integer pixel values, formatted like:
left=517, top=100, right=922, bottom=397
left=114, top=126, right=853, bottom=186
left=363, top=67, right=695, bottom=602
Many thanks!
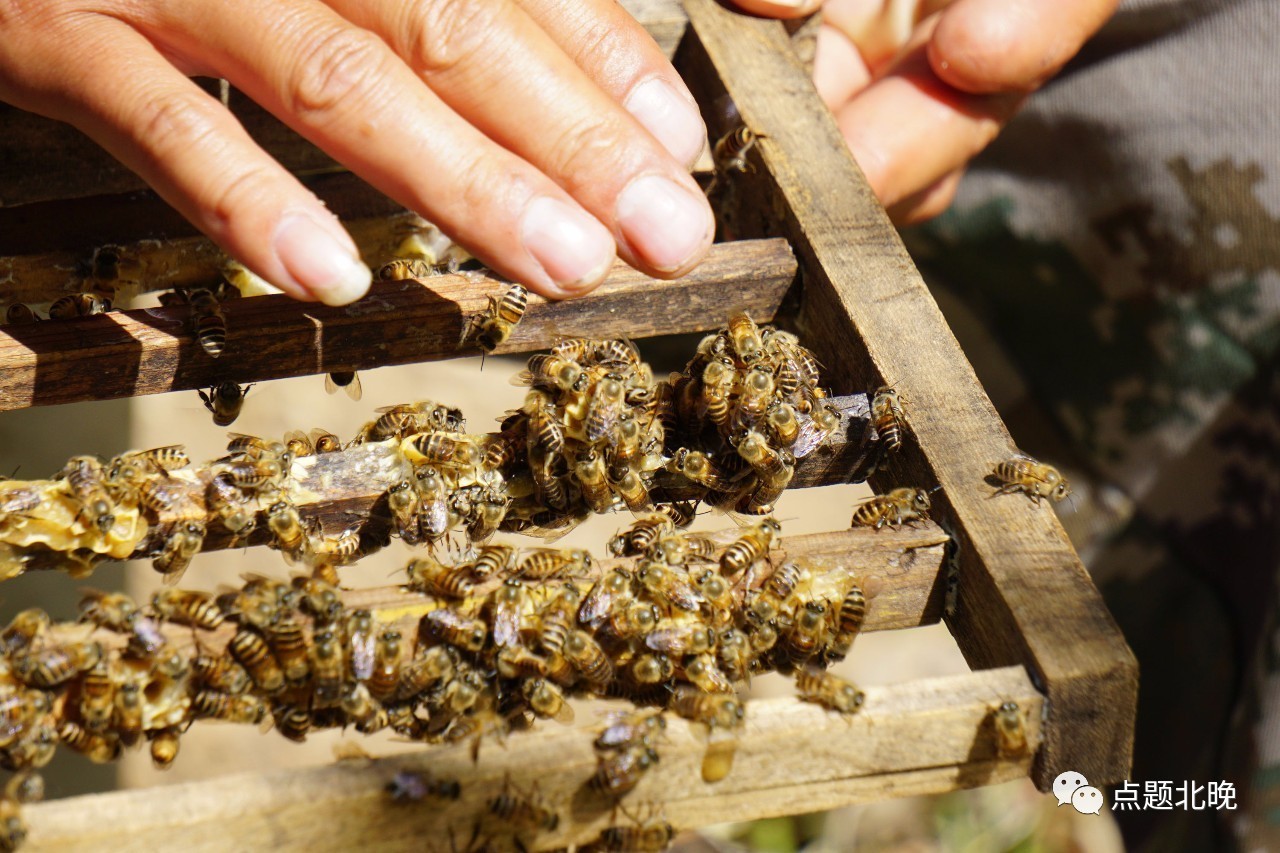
left=0, top=1, right=713, bottom=304
left=730, top=0, right=1118, bottom=223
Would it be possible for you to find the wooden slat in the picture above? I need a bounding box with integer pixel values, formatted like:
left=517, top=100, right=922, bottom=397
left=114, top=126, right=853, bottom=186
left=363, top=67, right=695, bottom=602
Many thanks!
left=676, top=0, right=1137, bottom=790
left=23, top=666, right=1041, bottom=852
left=0, top=239, right=795, bottom=411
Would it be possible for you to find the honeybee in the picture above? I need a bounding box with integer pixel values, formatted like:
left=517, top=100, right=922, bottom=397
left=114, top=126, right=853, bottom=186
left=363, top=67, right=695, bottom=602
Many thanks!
left=13, top=641, right=101, bottom=688
left=113, top=681, right=144, bottom=746
left=79, top=660, right=115, bottom=732
left=717, top=628, right=753, bottom=683
left=990, top=455, right=1071, bottom=504
left=765, top=401, right=801, bottom=447
left=667, top=448, right=736, bottom=492
left=720, top=517, right=781, bottom=574
left=153, top=520, right=206, bottom=584
left=228, top=628, right=285, bottom=695
left=378, top=258, right=436, bottom=280
left=535, top=585, right=580, bottom=657
left=56, top=721, right=121, bottom=764
left=0, top=692, right=46, bottom=749
left=193, top=652, right=251, bottom=695
left=48, top=293, right=111, bottom=320
left=345, top=609, right=377, bottom=682
left=470, top=543, right=516, bottom=580
left=199, top=382, right=252, bottom=427
left=386, top=479, right=420, bottom=538
left=402, top=432, right=480, bottom=469
left=583, top=809, right=676, bottom=853
left=614, top=469, right=651, bottom=513
left=578, top=568, right=633, bottom=627
left=64, top=456, right=114, bottom=534
left=850, top=487, right=932, bottom=530
left=474, top=284, right=528, bottom=352
left=266, top=500, right=307, bottom=558
left=563, top=630, right=613, bottom=689
left=516, top=355, right=583, bottom=393
left=265, top=612, right=311, bottom=687
left=4, top=303, right=39, bottom=325
left=585, top=377, right=625, bottom=443
left=308, top=627, right=346, bottom=708
left=206, top=476, right=256, bottom=538
left=699, top=359, right=735, bottom=432
left=406, top=555, right=474, bottom=598
left=517, top=548, right=591, bottom=581
left=629, top=653, right=674, bottom=686
left=78, top=588, right=138, bottom=632
left=993, top=700, right=1028, bottom=757
left=149, top=727, right=182, bottom=769
left=193, top=690, right=268, bottom=725
left=522, top=678, right=574, bottom=725
left=827, top=583, right=867, bottom=662
left=795, top=666, right=865, bottom=715
left=324, top=370, right=363, bottom=401
left=671, top=688, right=743, bottom=782
left=590, top=742, right=659, bottom=797
left=713, top=125, right=762, bottom=176
left=575, top=447, right=614, bottom=514
left=314, top=524, right=364, bottom=564
left=684, top=654, right=734, bottom=694
left=366, top=627, right=404, bottom=703
left=784, top=600, right=829, bottom=667
left=422, top=609, right=488, bottom=654
left=870, top=386, right=906, bottom=453
left=152, top=588, right=225, bottom=631
left=112, top=445, right=191, bottom=477
left=595, top=710, right=666, bottom=753
left=485, top=579, right=528, bottom=650
left=645, top=619, right=715, bottom=657
left=186, top=288, right=227, bottom=358
left=636, top=562, right=703, bottom=613
left=496, top=645, right=548, bottom=680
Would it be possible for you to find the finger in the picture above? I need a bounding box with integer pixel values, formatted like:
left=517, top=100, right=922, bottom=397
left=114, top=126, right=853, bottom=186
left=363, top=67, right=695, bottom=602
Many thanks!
left=813, top=22, right=872, bottom=110
left=833, top=29, right=1022, bottom=207
left=929, top=0, right=1119, bottom=94
left=145, top=0, right=618, bottom=298
left=727, top=0, right=824, bottom=19
left=328, top=0, right=713, bottom=280
left=0, top=15, right=370, bottom=305
left=886, top=168, right=964, bottom=225
left=517, top=0, right=707, bottom=169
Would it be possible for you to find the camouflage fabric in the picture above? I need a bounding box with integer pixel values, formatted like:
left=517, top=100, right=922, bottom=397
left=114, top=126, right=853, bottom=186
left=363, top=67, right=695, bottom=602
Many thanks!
left=901, top=1, right=1280, bottom=850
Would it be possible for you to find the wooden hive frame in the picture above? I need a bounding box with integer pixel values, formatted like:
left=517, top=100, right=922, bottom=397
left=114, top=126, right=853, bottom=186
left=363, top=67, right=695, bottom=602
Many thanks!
left=0, top=1, right=1136, bottom=849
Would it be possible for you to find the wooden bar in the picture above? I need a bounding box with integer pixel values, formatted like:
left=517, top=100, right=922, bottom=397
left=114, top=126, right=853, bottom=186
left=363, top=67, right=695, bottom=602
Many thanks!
left=23, top=665, right=1041, bottom=852
left=676, top=0, right=1137, bottom=790
left=0, top=239, right=796, bottom=411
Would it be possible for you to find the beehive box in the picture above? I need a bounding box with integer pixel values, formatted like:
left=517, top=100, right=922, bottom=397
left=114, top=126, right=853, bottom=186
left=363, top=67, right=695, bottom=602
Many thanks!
left=0, top=1, right=1136, bottom=848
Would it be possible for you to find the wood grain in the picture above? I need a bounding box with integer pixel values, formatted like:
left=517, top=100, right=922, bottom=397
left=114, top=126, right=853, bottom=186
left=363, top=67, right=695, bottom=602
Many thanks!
left=676, top=0, right=1137, bottom=790
left=0, top=239, right=796, bottom=411
left=23, top=665, right=1041, bottom=852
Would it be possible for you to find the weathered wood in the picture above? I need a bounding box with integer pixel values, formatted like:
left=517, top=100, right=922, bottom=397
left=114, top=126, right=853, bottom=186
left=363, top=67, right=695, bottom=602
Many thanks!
left=676, top=0, right=1137, bottom=790
left=0, top=238, right=796, bottom=411
left=23, top=665, right=1041, bottom=852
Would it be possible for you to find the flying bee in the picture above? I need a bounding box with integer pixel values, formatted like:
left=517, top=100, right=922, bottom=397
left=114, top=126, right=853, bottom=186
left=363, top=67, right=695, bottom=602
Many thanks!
left=64, top=455, right=114, bottom=534
left=13, top=641, right=101, bottom=689
left=515, top=355, right=583, bottom=393
left=199, top=382, right=252, bottom=427
left=48, top=292, right=111, bottom=320
left=713, top=125, right=761, bottom=176
left=57, top=721, right=122, bottom=764
left=869, top=386, right=906, bottom=453
left=518, top=548, right=591, bottom=581
left=153, top=520, right=206, bottom=585
left=720, top=517, right=782, bottom=574
left=795, top=667, right=865, bottom=715
left=645, top=619, right=716, bottom=657
left=193, top=690, right=268, bottom=725
left=522, top=678, right=574, bottom=725
left=850, top=487, right=932, bottom=530
left=575, top=447, right=614, bottom=514
left=990, top=455, right=1071, bottom=504
left=187, top=287, right=227, bottom=358
left=193, top=652, right=251, bottom=695
left=266, top=500, right=307, bottom=558
left=228, top=628, right=285, bottom=695
left=827, top=583, right=867, bottom=662
left=324, top=370, right=363, bottom=401
left=579, top=568, right=634, bottom=627
left=585, top=377, right=625, bottom=443
left=473, top=283, right=528, bottom=352
left=4, top=303, right=39, bottom=325
left=591, top=742, right=659, bottom=798
left=149, top=728, right=181, bottom=770
left=563, top=630, right=613, bottom=690
left=367, top=627, right=404, bottom=703
left=422, top=609, right=488, bottom=654
left=405, top=555, right=474, bottom=598
left=78, top=588, right=137, bottom=633
left=993, top=700, right=1028, bottom=757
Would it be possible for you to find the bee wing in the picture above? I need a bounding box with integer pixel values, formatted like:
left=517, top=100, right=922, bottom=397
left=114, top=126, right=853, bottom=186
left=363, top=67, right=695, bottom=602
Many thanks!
left=283, top=429, right=309, bottom=445
left=550, top=702, right=575, bottom=725
left=643, top=629, right=687, bottom=654
left=309, top=428, right=337, bottom=443
left=509, top=370, right=535, bottom=387
left=342, top=373, right=362, bottom=401
left=491, top=604, right=522, bottom=648
left=667, top=580, right=705, bottom=613
left=323, top=373, right=339, bottom=396
left=351, top=634, right=376, bottom=681
left=790, top=415, right=828, bottom=459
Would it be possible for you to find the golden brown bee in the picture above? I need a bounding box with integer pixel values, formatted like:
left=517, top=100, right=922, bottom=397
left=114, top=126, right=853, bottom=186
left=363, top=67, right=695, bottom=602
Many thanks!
left=785, top=600, right=829, bottom=667
left=79, top=659, right=115, bottom=732
left=13, top=641, right=101, bottom=688
left=113, top=682, right=143, bottom=746
left=993, top=700, right=1028, bottom=757
left=667, top=448, right=735, bottom=492
left=645, top=618, right=716, bottom=657
left=583, top=810, right=676, bottom=853
left=699, top=359, right=736, bottom=432
left=720, top=517, right=781, bottom=574
left=113, top=445, right=191, bottom=477
left=496, top=645, right=548, bottom=680
left=684, top=654, right=734, bottom=694
left=274, top=705, right=312, bottom=743
left=78, top=588, right=137, bottom=632
left=870, top=386, right=906, bottom=453
left=827, top=583, right=867, bottom=661
left=765, top=401, right=801, bottom=447
left=614, top=469, right=651, bottom=513
left=283, top=430, right=315, bottom=458
left=186, top=287, right=227, bottom=358
left=57, top=721, right=121, bottom=764
left=713, top=125, right=761, bottom=176
left=205, top=476, right=257, bottom=538
left=308, top=627, right=346, bottom=708
left=324, top=370, right=363, bottom=401
left=575, top=447, right=614, bottom=514
left=399, top=646, right=456, bottom=701
left=850, top=487, right=932, bottom=530
left=692, top=569, right=732, bottom=621
left=265, top=612, right=311, bottom=687
left=518, top=548, right=591, bottom=580
left=585, top=377, right=625, bottom=443
left=524, top=389, right=565, bottom=455
left=595, top=709, right=666, bottom=753
left=487, top=775, right=558, bottom=832
left=671, top=686, right=744, bottom=730
left=485, top=578, right=528, bottom=650
left=266, top=500, right=307, bottom=558
left=590, top=742, right=659, bottom=797
left=193, top=652, right=251, bottom=695
left=147, top=727, right=181, bottom=770
left=717, top=628, right=752, bottom=683
left=228, top=628, right=285, bottom=695
left=152, top=588, right=225, bottom=631
left=193, top=690, right=268, bottom=725
left=990, top=455, right=1071, bottom=504
left=422, top=609, right=488, bottom=654
left=4, top=303, right=39, bottom=325
left=199, top=382, right=252, bottom=427
left=636, top=562, right=702, bottom=614
left=385, top=479, right=419, bottom=536
left=378, top=258, right=436, bottom=280
left=314, top=524, right=363, bottom=563
left=516, top=354, right=584, bottom=393
left=474, top=284, right=528, bottom=352
left=726, top=312, right=764, bottom=365
left=738, top=429, right=792, bottom=488
left=48, top=292, right=111, bottom=320
left=522, top=678, right=574, bottom=725
left=535, top=585, right=580, bottom=657
left=0, top=693, right=43, bottom=751
left=153, top=520, right=206, bottom=585
left=795, top=666, right=865, bottom=715
left=630, top=652, right=674, bottom=686
left=405, top=555, right=474, bottom=598
left=579, top=568, right=633, bottom=628
left=64, top=455, right=114, bottom=534
left=401, top=432, right=480, bottom=469
left=367, top=627, right=404, bottom=703
left=225, top=433, right=288, bottom=462
left=469, top=543, right=516, bottom=580
left=563, top=629, right=613, bottom=689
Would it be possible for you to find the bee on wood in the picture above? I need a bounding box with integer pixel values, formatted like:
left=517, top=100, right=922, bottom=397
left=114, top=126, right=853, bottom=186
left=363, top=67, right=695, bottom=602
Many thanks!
left=850, top=487, right=932, bottom=530
left=869, top=386, right=906, bottom=453
left=5, top=303, right=39, bottom=325
left=590, top=741, right=659, bottom=798
left=765, top=401, right=801, bottom=447
left=473, top=283, right=528, bottom=352
left=385, top=479, right=419, bottom=539
left=705, top=124, right=763, bottom=196
left=13, top=641, right=101, bottom=689
left=313, top=524, right=364, bottom=564
left=582, top=808, right=676, bottom=853
left=993, top=700, right=1028, bottom=757
left=595, top=710, right=666, bottom=754
left=63, top=456, right=115, bottom=534
left=522, top=678, right=574, bottom=725
left=488, top=774, right=559, bottom=833
left=671, top=686, right=744, bottom=783
left=720, top=517, right=781, bottom=574
left=266, top=500, right=307, bottom=559
left=377, top=258, right=436, bottom=280
left=204, top=476, right=256, bottom=539
left=199, top=382, right=252, bottom=427
left=48, top=293, right=111, bottom=320
left=193, top=690, right=268, bottom=725
left=667, top=448, right=736, bottom=493
left=182, top=287, right=227, bottom=358
left=827, top=582, right=867, bottom=662
left=149, top=728, right=182, bottom=769
left=228, top=628, right=285, bottom=695
left=402, top=432, right=480, bottom=469
left=324, top=371, right=363, bottom=401
left=989, top=455, right=1072, bottom=504
left=795, top=666, right=865, bottom=715
left=153, top=520, right=206, bottom=585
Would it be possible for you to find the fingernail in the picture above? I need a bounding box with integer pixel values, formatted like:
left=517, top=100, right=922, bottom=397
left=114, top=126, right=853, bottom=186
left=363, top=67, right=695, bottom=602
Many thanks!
left=521, top=196, right=616, bottom=293
left=624, top=78, right=707, bottom=169
left=273, top=213, right=372, bottom=306
left=616, top=175, right=713, bottom=273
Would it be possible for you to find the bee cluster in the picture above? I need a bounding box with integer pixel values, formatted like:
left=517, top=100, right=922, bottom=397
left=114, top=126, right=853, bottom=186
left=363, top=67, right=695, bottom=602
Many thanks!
left=0, top=513, right=869, bottom=850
